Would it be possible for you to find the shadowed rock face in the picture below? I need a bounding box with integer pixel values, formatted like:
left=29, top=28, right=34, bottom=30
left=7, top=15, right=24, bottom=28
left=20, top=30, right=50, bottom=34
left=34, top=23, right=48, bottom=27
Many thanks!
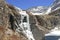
left=28, top=14, right=45, bottom=40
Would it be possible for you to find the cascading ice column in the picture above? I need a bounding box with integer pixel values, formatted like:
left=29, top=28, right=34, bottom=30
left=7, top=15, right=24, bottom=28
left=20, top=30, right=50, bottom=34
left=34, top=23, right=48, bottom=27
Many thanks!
left=16, top=11, right=35, bottom=40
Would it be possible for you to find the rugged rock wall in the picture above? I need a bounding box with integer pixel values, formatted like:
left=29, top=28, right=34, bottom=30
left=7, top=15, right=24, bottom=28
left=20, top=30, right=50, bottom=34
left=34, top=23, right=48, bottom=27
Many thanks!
left=0, top=0, right=27, bottom=40
left=28, top=12, right=60, bottom=40
left=27, top=12, right=45, bottom=40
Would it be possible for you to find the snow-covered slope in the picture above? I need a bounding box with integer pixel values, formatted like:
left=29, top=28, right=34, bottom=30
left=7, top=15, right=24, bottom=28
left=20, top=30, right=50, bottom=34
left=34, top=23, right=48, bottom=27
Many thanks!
left=27, top=6, right=49, bottom=15
left=45, top=27, right=60, bottom=36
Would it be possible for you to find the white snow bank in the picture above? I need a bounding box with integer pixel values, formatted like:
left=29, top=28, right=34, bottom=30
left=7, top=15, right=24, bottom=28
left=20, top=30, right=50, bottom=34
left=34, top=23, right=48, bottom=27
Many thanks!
left=45, top=7, right=51, bottom=14
left=45, top=27, right=60, bottom=36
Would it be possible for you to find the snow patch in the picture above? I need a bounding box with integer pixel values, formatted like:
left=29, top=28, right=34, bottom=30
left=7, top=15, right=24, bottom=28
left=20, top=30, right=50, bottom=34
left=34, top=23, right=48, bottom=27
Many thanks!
left=45, top=27, right=60, bottom=36
left=45, top=7, right=51, bottom=14
left=31, top=12, right=44, bottom=15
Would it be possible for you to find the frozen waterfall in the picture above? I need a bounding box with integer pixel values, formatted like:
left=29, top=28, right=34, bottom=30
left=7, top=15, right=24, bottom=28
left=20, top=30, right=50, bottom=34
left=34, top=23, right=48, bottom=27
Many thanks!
left=16, top=11, right=35, bottom=40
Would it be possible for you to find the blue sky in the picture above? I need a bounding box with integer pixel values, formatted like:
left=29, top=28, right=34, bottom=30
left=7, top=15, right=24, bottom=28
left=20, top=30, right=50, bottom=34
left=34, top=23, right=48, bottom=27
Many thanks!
left=6, top=0, right=54, bottom=10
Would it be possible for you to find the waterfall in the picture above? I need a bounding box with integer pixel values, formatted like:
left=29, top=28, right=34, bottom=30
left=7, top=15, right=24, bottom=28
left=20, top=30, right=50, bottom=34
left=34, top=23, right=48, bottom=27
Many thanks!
left=16, top=11, right=35, bottom=40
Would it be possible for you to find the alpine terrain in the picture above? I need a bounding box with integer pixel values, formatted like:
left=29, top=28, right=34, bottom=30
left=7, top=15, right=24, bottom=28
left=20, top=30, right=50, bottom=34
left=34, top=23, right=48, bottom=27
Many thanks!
left=0, top=0, right=60, bottom=40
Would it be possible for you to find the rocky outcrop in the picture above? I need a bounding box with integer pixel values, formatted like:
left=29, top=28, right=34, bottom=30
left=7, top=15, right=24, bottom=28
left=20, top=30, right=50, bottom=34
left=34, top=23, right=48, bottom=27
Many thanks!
left=0, top=0, right=27, bottom=40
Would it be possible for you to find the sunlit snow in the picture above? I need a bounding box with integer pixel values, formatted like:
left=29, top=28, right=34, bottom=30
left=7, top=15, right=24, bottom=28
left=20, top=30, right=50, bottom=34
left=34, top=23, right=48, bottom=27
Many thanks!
left=45, top=27, right=60, bottom=36
left=45, top=7, right=51, bottom=14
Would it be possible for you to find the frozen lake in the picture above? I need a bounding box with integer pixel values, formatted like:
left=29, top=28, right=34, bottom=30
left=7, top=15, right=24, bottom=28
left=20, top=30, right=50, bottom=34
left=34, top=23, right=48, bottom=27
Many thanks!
left=45, top=36, right=60, bottom=40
